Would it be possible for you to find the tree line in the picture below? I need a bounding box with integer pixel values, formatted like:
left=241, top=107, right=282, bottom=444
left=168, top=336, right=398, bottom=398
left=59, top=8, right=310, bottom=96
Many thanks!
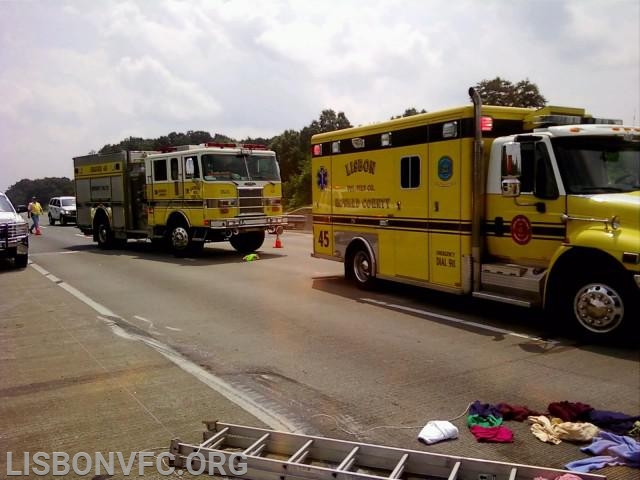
left=5, top=78, right=546, bottom=209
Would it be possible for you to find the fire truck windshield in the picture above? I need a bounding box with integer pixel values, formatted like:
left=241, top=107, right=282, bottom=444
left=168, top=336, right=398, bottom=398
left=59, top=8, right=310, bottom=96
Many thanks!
left=552, top=136, right=640, bottom=194
left=201, top=153, right=280, bottom=182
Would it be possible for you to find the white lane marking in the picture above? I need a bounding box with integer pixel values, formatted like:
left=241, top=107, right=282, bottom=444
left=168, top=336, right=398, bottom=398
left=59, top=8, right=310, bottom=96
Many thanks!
left=30, top=251, right=80, bottom=256
left=165, top=326, right=182, bottom=332
left=360, top=297, right=558, bottom=343
left=134, top=315, right=154, bottom=329
left=75, top=234, right=92, bottom=238
left=29, top=262, right=300, bottom=433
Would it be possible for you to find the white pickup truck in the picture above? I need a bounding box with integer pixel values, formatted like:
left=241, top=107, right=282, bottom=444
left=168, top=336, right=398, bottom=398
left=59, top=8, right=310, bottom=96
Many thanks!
left=0, top=192, right=29, bottom=268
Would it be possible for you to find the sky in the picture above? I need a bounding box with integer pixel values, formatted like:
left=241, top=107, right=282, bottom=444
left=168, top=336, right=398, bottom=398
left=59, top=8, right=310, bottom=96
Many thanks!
left=1, top=0, right=639, bottom=192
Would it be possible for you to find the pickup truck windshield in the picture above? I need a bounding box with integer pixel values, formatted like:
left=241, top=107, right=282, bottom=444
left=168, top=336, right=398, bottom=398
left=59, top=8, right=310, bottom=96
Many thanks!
left=202, top=153, right=280, bottom=182
left=0, top=196, right=16, bottom=213
left=552, top=136, right=640, bottom=194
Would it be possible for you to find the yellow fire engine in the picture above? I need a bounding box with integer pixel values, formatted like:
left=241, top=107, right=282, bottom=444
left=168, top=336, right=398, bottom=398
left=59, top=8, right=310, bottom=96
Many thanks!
left=312, top=88, right=640, bottom=338
left=74, top=143, right=285, bottom=255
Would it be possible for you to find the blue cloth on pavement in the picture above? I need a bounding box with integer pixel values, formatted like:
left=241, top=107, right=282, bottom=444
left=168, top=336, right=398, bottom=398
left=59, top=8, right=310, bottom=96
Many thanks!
left=586, top=410, right=640, bottom=436
left=469, top=400, right=502, bottom=419
left=565, top=431, right=640, bottom=473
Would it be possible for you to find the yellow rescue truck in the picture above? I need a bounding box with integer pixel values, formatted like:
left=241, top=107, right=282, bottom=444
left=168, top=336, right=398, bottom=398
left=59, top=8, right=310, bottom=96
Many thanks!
left=74, top=143, right=285, bottom=255
left=311, top=88, right=640, bottom=338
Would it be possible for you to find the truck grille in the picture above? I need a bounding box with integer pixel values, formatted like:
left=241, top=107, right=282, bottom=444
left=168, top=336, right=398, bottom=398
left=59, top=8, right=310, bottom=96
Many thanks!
left=238, top=188, right=264, bottom=215
left=0, top=222, right=28, bottom=245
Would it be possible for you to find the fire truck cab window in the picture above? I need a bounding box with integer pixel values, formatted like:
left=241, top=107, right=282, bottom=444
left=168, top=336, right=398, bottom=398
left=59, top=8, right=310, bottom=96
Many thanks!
left=153, top=159, right=168, bottom=181
left=401, top=156, right=420, bottom=188
left=170, top=158, right=179, bottom=181
left=184, top=156, right=199, bottom=179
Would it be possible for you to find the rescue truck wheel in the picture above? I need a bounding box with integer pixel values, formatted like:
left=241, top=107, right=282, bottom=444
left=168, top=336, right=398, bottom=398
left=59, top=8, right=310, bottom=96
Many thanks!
left=229, top=231, right=265, bottom=253
left=348, top=246, right=375, bottom=289
left=565, top=274, right=633, bottom=338
left=96, top=220, right=114, bottom=249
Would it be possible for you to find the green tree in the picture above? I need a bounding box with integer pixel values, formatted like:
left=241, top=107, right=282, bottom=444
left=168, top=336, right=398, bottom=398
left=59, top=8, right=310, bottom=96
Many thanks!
left=6, top=177, right=74, bottom=206
left=269, top=130, right=305, bottom=183
left=474, top=77, right=547, bottom=108
left=391, top=107, right=427, bottom=119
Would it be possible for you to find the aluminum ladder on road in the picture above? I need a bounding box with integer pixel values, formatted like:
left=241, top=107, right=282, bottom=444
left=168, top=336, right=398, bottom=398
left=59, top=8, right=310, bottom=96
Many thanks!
left=169, top=421, right=606, bottom=480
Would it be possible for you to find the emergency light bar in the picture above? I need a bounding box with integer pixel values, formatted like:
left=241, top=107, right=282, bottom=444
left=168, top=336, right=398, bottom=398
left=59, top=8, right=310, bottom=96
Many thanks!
left=532, top=115, right=623, bottom=128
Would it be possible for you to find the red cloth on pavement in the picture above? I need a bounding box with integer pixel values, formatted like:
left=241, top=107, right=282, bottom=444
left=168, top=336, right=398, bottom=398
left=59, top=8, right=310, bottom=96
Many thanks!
left=548, top=401, right=593, bottom=422
left=469, top=425, right=514, bottom=443
left=497, top=403, right=541, bottom=421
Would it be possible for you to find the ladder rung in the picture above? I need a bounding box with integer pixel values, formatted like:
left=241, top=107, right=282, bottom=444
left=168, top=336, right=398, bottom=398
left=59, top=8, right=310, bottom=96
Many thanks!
left=243, top=433, right=270, bottom=456
left=336, top=446, right=359, bottom=472
left=508, top=467, right=518, bottom=480
left=288, top=439, right=314, bottom=464
left=448, top=461, right=461, bottom=480
left=389, top=453, right=409, bottom=479
left=199, top=426, right=229, bottom=449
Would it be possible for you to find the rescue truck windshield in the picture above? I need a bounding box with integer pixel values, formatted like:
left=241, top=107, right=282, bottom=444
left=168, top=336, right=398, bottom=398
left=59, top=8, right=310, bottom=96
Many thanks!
left=552, top=136, right=640, bottom=194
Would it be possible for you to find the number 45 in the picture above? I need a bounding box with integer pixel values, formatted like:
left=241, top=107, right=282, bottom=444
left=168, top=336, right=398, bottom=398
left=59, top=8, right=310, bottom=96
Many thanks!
left=317, top=230, right=329, bottom=248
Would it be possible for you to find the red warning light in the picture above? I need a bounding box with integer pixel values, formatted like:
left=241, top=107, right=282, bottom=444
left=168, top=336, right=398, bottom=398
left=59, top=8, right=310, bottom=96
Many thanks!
left=481, top=116, right=493, bottom=132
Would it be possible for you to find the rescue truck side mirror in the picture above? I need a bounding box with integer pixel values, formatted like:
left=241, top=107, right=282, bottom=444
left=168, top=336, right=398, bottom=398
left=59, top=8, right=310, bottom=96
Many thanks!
left=501, top=142, right=522, bottom=198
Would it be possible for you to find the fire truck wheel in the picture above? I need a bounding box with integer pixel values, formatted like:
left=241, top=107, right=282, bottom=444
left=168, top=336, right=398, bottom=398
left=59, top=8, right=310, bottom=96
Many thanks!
left=349, top=247, right=375, bottom=289
left=96, top=221, right=114, bottom=249
left=229, top=231, right=265, bottom=253
left=169, top=225, right=191, bottom=256
left=562, top=272, right=634, bottom=339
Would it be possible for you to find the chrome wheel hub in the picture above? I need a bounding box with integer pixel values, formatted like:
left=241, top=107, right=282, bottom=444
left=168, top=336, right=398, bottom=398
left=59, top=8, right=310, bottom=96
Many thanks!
left=353, top=252, right=371, bottom=284
left=171, top=227, right=189, bottom=249
left=574, top=283, right=624, bottom=333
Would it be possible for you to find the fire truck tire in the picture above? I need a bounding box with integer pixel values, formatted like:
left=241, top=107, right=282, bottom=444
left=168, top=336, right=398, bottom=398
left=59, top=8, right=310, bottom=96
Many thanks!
left=348, top=246, right=376, bottom=289
left=169, top=224, right=191, bottom=256
left=560, top=271, right=635, bottom=339
left=229, top=231, right=265, bottom=253
left=96, top=221, right=114, bottom=249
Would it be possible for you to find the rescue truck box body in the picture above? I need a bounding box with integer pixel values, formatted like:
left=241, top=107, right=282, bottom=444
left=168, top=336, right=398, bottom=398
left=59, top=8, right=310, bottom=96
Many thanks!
left=74, top=144, right=285, bottom=254
left=311, top=89, right=640, bottom=338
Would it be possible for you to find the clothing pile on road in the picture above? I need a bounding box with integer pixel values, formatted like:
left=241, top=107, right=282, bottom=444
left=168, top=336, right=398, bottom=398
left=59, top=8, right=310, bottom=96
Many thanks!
left=417, top=399, right=640, bottom=473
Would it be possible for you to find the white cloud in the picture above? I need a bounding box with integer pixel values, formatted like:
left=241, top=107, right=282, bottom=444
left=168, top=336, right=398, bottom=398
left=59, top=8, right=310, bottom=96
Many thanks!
left=0, top=0, right=638, bottom=191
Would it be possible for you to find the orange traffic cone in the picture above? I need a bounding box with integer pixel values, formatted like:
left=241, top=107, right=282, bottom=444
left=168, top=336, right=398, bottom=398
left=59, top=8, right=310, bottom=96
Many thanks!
left=273, top=234, right=282, bottom=248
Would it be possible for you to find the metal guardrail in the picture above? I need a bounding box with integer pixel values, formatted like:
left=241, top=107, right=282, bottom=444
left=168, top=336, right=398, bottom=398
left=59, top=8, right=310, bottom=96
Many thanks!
left=283, top=214, right=311, bottom=230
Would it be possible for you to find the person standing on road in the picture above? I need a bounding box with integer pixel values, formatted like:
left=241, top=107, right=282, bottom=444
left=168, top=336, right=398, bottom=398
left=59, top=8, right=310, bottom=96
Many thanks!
left=28, top=196, right=43, bottom=235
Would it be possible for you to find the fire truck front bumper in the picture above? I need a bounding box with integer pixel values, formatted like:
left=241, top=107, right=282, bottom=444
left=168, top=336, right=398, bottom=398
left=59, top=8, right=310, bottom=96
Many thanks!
left=208, top=216, right=286, bottom=230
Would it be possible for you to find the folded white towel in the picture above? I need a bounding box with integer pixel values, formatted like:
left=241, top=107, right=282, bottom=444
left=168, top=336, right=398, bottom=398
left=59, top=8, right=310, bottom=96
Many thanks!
left=418, top=420, right=459, bottom=445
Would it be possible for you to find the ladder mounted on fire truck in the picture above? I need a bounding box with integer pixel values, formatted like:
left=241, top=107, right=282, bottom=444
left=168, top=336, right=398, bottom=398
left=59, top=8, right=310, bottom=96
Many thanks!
left=169, top=421, right=605, bottom=480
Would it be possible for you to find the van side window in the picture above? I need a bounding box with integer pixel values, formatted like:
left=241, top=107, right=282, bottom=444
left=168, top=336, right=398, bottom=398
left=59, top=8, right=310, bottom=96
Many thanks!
left=401, top=156, right=420, bottom=188
left=154, top=159, right=168, bottom=181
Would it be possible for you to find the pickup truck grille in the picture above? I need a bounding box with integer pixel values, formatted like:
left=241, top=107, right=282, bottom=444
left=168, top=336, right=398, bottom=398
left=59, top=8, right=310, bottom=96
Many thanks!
left=238, top=188, right=264, bottom=215
left=0, top=222, right=28, bottom=247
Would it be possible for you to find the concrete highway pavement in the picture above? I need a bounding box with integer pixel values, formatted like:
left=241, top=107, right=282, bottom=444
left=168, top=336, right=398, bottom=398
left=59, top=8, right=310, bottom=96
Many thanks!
left=1, top=224, right=638, bottom=479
